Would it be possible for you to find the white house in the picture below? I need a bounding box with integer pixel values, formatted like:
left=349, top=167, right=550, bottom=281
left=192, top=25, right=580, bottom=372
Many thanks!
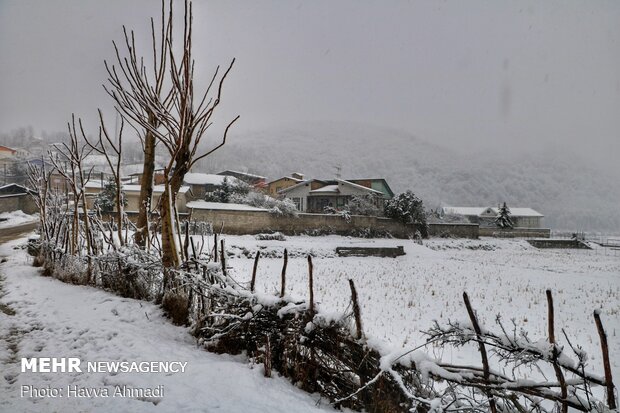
left=280, top=179, right=384, bottom=212
left=441, top=206, right=544, bottom=228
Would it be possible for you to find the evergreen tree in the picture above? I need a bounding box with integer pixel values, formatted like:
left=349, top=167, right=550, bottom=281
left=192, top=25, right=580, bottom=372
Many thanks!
left=94, top=178, right=126, bottom=213
left=494, top=202, right=514, bottom=228
left=384, top=191, right=428, bottom=237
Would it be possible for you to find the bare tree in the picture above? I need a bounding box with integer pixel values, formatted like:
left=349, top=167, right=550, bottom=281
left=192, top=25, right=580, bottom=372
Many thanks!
left=104, top=0, right=174, bottom=249
left=105, top=0, right=238, bottom=268
left=84, top=109, right=125, bottom=247
left=48, top=116, right=96, bottom=269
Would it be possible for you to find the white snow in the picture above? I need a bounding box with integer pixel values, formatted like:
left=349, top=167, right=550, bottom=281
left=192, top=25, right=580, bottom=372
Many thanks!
left=0, top=238, right=335, bottom=413
left=123, top=185, right=190, bottom=194
left=218, top=234, right=620, bottom=388
left=183, top=173, right=238, bottom=186
left=0, top=211, right=38, bottom=229
left=309, top=185, right=339, bottom=193
left=187, top=201, right=268, bottom=212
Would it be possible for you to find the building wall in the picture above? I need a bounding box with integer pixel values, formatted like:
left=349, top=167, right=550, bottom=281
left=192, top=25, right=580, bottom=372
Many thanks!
left=512, top=216, right=542, bottom=228
left=0, top=194, right=38, bottom=214
left=267, top=178, right=300, bottom=197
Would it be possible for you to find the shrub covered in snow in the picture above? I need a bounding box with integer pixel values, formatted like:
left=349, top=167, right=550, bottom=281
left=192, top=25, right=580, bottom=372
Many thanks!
left=347, top=194, right=383, bottom=216
left=384, top=191, right=428, bottom=237
left=255, top=232, right=286, bottom=241
left=231, top=191, right=298, bottom=217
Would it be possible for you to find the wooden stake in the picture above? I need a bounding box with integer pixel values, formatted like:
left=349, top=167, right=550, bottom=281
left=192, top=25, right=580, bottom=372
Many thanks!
left=308, top=255, right=314, bottom=314
left=213, top=233, right=218, bottom=262
left=546, top=290, right=568, bottom=413
left=463, top=292, right=497, bottom=413
left=264, top=335, right=272, bottom=378
left=220, top=239, right=226, bottom=276
left=251, top=251, right=260, bottom=293
left=594, top=310, right=616, bottom=410
left=280, top=248, right=288, bottom=298
left=349, top=279, right=363, bottom=339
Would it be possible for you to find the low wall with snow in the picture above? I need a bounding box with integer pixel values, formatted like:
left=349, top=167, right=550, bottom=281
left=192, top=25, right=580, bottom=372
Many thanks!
left=479, top=227, right=551, bottom=238
left=189, top=207, right=419, bottom=238
left=427, top=223, right=479, bottom=239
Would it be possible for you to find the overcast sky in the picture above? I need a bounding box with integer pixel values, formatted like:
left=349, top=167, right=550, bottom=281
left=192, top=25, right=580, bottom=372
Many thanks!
left=0, top=0, right=618, bottom=166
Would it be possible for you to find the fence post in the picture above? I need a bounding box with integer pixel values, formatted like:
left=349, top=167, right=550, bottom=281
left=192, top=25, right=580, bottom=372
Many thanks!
left=213, top=233, right=218, bottom=262
left=546, top=290, right=568, bottom=413
left=251, top=251, right=260, bottom=293
left=463, top=292, right=497, bottom=413
left=308, top=255, right=314, bottom=315
left=349, top=279, right=363, bottom=339
left=220, top=239, right=226, bottom=277
left=594, top=310, right=616, bottom=410
left=280, top=248, right=288, bottom=298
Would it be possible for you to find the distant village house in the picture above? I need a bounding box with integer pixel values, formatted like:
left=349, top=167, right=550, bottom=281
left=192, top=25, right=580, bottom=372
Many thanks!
left=441, top=206, right=544, bottom=228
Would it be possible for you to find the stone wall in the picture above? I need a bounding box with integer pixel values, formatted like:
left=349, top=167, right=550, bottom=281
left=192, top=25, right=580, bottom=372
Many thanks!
left=527, top=239, right=591, bottom=249
left=479, top=227, right=551, bottom=238
left=0, top=194, right=38, bottom=214
left=428, top=223, right=479, bottom=239
left=189, top=208, right=419, bottom=238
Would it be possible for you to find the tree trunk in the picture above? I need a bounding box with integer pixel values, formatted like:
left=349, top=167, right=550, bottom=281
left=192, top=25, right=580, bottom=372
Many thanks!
left=135, top=125, right=156, bottom=248
left=160, top=182, right=180, bottom=269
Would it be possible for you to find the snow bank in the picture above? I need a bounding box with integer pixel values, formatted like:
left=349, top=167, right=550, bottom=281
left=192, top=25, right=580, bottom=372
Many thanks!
left=0, top=210, right=38, bottom=229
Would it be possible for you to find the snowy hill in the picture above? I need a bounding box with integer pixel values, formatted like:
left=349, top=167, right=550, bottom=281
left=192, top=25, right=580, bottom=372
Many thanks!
left=197, top=121, right=620, bottom=232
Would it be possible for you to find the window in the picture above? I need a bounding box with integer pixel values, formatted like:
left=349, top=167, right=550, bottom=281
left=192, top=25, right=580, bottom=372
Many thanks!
left=292, top=197, right=301, bottom=210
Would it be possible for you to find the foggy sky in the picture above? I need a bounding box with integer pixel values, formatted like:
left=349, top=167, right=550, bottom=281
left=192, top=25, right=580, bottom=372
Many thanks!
left=1, top=0, right=619, bottom=168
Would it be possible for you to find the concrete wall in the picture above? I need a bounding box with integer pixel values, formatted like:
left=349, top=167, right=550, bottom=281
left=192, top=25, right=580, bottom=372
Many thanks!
left=0, top=194, right=38, bottom=214
left=428, top=223, right=479, bottom=239
left=479, top=227, right=551, bottom=238
left=190, top=208, right=419, bottom=238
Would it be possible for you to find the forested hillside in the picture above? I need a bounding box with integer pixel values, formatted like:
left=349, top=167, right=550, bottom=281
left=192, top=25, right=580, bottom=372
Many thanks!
left=198, top=122, right=620, bottom=232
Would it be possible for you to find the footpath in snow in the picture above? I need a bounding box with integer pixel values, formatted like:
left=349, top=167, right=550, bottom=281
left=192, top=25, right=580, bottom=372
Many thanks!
left=0, top=237, right=335, bottom=413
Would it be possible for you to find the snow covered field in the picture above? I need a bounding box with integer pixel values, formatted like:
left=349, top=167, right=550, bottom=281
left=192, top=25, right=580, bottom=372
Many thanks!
left=220, top=234, right=620, bottom=381
left=0, top=238, right=335, bottom=413
left=1, top=232, right=618, bottom=411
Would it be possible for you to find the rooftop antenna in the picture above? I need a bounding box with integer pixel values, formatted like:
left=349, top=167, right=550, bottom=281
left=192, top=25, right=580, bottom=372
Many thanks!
left=334, top=164, right=342, bottom=179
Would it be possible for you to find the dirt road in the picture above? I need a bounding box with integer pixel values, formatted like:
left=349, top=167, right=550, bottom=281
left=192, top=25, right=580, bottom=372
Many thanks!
left=0, top=222, right=37, bottom=245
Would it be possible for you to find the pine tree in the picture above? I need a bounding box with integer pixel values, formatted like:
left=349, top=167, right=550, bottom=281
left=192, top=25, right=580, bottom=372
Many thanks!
left=94, top=178, right=126, bottom=213
left=494, top=202, right=514, bottom=228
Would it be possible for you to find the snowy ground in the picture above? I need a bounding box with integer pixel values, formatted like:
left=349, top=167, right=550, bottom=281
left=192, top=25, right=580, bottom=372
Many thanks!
left=218, top=234, right=620, bottom=382
left=0, top=210, right=38, bottom=229
left=1, top=232, right=618, bottom=411
left=0, top=237, right=335, bottom=413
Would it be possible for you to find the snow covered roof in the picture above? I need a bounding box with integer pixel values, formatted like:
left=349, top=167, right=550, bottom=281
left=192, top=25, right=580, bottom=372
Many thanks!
left=217, top=170, right=266, bottom=180
left=278, top=179, right=325, bottom=194
left=186, top=201, right=268, bottom=212
left=0, top=183, right=32, bottom=194
left=123, top=184, right=190, bottom=194
left=336, top=179, right=383, bottom=195
left=120, top=163, right=164, bottom=177
left=280, top=178, right=383, bottom=196
left=183, top=173, right=238, bottom=186
left=267, top=176, right=303, bottom=185
left=309, top=184, right=339, bottom=193
left=84, top=180, right=105, bottom=189
left=442, top=206, right=543, bottom=217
